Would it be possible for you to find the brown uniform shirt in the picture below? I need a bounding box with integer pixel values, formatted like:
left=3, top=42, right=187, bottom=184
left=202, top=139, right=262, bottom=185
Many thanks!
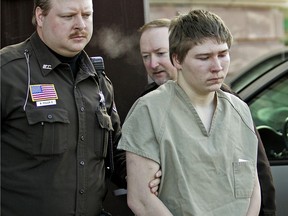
left=1, top=32, right=123, bottom=216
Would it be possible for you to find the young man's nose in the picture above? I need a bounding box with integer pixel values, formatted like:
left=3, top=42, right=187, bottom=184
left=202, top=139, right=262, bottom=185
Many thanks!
left=210, top=57, right=223, bottom=72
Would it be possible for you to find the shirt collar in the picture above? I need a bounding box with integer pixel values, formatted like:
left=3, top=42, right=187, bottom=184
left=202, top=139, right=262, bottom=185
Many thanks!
left=29, top=32, right=97, bottom=78
left=30, top=32, right=61, bottom=76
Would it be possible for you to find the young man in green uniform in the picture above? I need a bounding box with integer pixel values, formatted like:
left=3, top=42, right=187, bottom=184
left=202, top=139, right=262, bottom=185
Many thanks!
left=138, top=17, right=276, bottom=216
left=119, top=9, right=261, bottom=215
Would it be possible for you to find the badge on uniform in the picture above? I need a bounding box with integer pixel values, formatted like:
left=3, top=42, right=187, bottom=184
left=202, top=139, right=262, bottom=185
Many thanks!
left=99, top=91, right=106, bottom=106
left=30, top=84, right=58, bottom=107
left=112, top=102, right=118, bottom=113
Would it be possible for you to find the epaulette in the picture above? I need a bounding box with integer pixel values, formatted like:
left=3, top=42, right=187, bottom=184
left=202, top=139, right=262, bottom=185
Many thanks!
left=0, top=41, right=29, bottom=66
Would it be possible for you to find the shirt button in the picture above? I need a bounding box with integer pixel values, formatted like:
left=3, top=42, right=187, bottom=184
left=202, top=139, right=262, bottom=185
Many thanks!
left=79, top=189, right=85, bottom=194
left=47, top=114, right=53, bottom=119
left=80, top=107, right=85, bottom=112
left=80, top=135, right=84, bottom=141
left=80, top=161, right=85, bottom=166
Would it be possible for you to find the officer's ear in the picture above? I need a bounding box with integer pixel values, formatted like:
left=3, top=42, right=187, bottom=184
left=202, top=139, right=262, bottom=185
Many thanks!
left=35, top=6, right=45, bottom=27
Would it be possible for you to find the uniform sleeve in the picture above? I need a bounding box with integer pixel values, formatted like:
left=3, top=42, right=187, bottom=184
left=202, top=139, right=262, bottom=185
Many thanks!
left=109, top=101, right=127, bottom=188
left=118, top=99, right=161, bottom=165
left=97, top=71, right=127, bottom=188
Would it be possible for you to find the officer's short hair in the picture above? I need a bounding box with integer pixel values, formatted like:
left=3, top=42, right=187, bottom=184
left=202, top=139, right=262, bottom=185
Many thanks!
left=32, top=0, right=52, bottom=26
left=138, top=18, right=171, bottom=35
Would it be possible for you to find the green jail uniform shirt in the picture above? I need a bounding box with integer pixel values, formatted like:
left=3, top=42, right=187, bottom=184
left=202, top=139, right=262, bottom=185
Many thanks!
left=118, top=80, right=258, bottom=215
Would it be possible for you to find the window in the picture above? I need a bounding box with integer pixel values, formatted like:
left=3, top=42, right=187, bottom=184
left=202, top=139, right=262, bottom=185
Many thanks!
left=249, top=76, right=288, bottom=160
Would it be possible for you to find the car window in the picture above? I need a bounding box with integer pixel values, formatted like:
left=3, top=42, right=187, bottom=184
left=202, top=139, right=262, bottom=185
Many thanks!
left=231, top=51, right=288, bottom=92
left=248, top=76, right=288, bottom=160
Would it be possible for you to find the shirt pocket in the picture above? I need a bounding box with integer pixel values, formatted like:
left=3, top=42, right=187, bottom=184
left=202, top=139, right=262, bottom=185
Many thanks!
left=233, top=161, right=255, bottom=198
left=25, top=108, right=70, bottom=159
left=95, top=108, right=113, bottom=158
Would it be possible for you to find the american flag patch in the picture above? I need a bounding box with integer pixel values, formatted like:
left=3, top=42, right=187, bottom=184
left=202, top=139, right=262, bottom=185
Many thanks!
left=30, top=84, right=58, bottom=102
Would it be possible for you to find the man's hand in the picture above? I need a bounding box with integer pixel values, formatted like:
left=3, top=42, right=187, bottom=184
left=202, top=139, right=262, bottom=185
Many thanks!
left=149, top=170, right=162, bottom=195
